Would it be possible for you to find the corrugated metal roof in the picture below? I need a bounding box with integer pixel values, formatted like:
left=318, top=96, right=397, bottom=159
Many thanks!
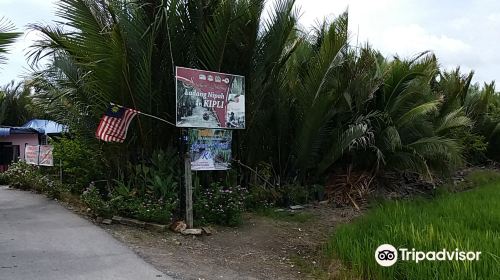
left=0, top=126, right=40, bottom=137
left=0, top=127, right=10, bottom=137
left=23, top=119, right=68, bottom=135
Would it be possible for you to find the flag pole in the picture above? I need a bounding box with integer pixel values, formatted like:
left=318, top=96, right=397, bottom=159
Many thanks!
left=137, top=112, right=176, bottom=127
left=109, top=102, right=176, bottom=127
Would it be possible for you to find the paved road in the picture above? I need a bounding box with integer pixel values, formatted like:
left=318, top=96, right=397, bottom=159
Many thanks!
left=0, top=186, right=171, bottom=280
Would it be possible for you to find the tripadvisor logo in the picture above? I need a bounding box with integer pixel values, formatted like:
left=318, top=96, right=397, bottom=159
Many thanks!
left=375, top=244, right=398, bottom=267
left=375, top=244, right=481, bottom=267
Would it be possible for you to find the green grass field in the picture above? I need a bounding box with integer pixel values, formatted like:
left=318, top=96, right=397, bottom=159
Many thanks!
left=326, top=170, right=500, bottom=279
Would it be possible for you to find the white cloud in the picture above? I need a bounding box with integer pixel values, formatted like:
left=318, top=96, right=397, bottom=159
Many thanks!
left=0, top=0, right=55, bottom=83
left=294, top=0, right=498, bottom=85
left=449, top=17, right=471, bottom=30
left=488, top=13, right=500, bottom=23
left=376, top=24, right=471, bottom=55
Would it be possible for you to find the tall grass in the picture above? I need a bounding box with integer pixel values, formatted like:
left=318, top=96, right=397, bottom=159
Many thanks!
left=326, top=170, right=500, bottom=279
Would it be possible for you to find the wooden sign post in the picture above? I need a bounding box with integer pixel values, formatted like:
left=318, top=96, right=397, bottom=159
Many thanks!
left=184, top=149, right=193, bottom=228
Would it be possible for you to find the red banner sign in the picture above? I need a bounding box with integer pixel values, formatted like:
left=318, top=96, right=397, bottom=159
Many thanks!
left=176, top=67, right=245, bottom=129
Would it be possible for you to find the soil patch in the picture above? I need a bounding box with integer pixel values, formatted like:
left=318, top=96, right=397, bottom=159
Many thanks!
left=101, top=205, right=361, bottom=280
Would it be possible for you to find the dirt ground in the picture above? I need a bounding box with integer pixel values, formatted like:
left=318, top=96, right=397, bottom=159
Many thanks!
left=100, top=205, right=361, bottom=280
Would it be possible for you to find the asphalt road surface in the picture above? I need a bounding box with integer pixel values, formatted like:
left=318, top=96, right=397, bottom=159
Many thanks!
left=0, top=186, right=170, bottom=280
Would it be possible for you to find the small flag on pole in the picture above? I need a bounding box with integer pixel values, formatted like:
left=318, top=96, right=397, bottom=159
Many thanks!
left=96, top=103, right=139, bottom=143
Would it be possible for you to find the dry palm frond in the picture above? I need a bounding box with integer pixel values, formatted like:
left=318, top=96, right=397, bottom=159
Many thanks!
left=325, top=166, right=375, bottom=210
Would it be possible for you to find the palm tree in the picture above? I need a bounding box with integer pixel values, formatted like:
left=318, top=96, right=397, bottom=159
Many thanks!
left=467, top=82, right=500, bottom=160
left=0, top=17, right=20, bottom=66
left=28, top=0, right=301, bottom=176
left=0, top=82, right=35, bottom=126
left=272, top=29, right=465, bottom=183
left=371, top=53, right=465, bottom=179
left=0, top=19, right=33, bottom=126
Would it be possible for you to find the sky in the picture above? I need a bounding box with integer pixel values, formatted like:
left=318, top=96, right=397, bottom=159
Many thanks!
left=0, top=0, right=499, bottom=85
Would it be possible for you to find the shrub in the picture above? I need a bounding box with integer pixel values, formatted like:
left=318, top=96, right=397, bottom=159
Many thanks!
left=453, top=130, right=488, bottom=164
left=81, top=185, right=112, bottom=218
left=3, top=161, right=68, bottom=198
left=4, top=161, right=47, bottom=192
left=52, top=136, right=105, bottom=193
left=45, top=181, right=67, bottom=200
left=114, top=148, right=179, bottom=198
left=194, top=182, right=248, bottom=226
left=109, top=194, right=177, bottom=224
left=3, top=161, right=35, bottom=189
left=0, top=172, right=8, bottom=185
left=80, top=182, right=177, bottom=223
left=134, top=200, right=173, bottom=224
left=245, top=185, right=280, bottom=210
left=104, top=148, right=179, bottom=224
left=285, top=184, right=312, bottom=205
left=245, top=184, right=325, bottom=210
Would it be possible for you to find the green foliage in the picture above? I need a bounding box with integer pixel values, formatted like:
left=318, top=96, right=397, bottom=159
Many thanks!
left=85, top=148, right=181, bottom=224
left=1, top=20, right=37, bottom=126
left=245, top=184, right=323, bottom=210
left=4, top=161, right=46, bottom=191
left=326, top=170, right=500, bottom=279
left=0, top=172, right=8, bottom=184
left=52, top=136, right=105, bottom=193
left=0, top=17, right=20, bottom=65
left=81, top=184, right=177, bottom=224
left=109, top=194, right=175, bottom=224
left=453, top=130, right=488, bottom=164
left=2, top=161, right=66, bottom=197
left=245, top=184, right=323, bottom=209
left=114, top=148, right=179, bottom=199
left=0, top=82, right=36, bottom=126
left=258, top=208, right=314, bottom=223
left=245, top=184, right=281, bottom=209
left=24, top=0, right=500, bottom=189
left=81, top=185, right=112, bottom=218
left=463, top=170, right=500, bottom=186
left=284, top=184, right=314, bottom=205
left=194, top=182, right=248, bottom=226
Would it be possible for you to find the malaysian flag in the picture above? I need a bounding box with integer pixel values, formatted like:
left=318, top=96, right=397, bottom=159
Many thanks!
left=96, top=104, right=139, bottom=142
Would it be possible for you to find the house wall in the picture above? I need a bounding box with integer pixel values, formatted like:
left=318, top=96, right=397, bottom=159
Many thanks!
left=0, top=134, right=40, bottom=160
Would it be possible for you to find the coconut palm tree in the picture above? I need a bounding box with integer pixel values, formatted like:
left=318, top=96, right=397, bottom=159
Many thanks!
left=0, top=82, right=35, bottom=126
left=28, top=0, right=300, bottom=175
left=0, top=17, right=20, bottom=66
left=0, top=19, right=33, bottom=126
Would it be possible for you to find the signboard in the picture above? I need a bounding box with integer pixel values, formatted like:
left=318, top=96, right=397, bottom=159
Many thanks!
left=176, top=67, right=245, bottom=129
left=188, top=129, right=232, bottom=171
left=24, top=145, right=54, bottom=166
left=24, top=145, right=39, bottom=165
left=38, top=145, right=54, bottom=166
